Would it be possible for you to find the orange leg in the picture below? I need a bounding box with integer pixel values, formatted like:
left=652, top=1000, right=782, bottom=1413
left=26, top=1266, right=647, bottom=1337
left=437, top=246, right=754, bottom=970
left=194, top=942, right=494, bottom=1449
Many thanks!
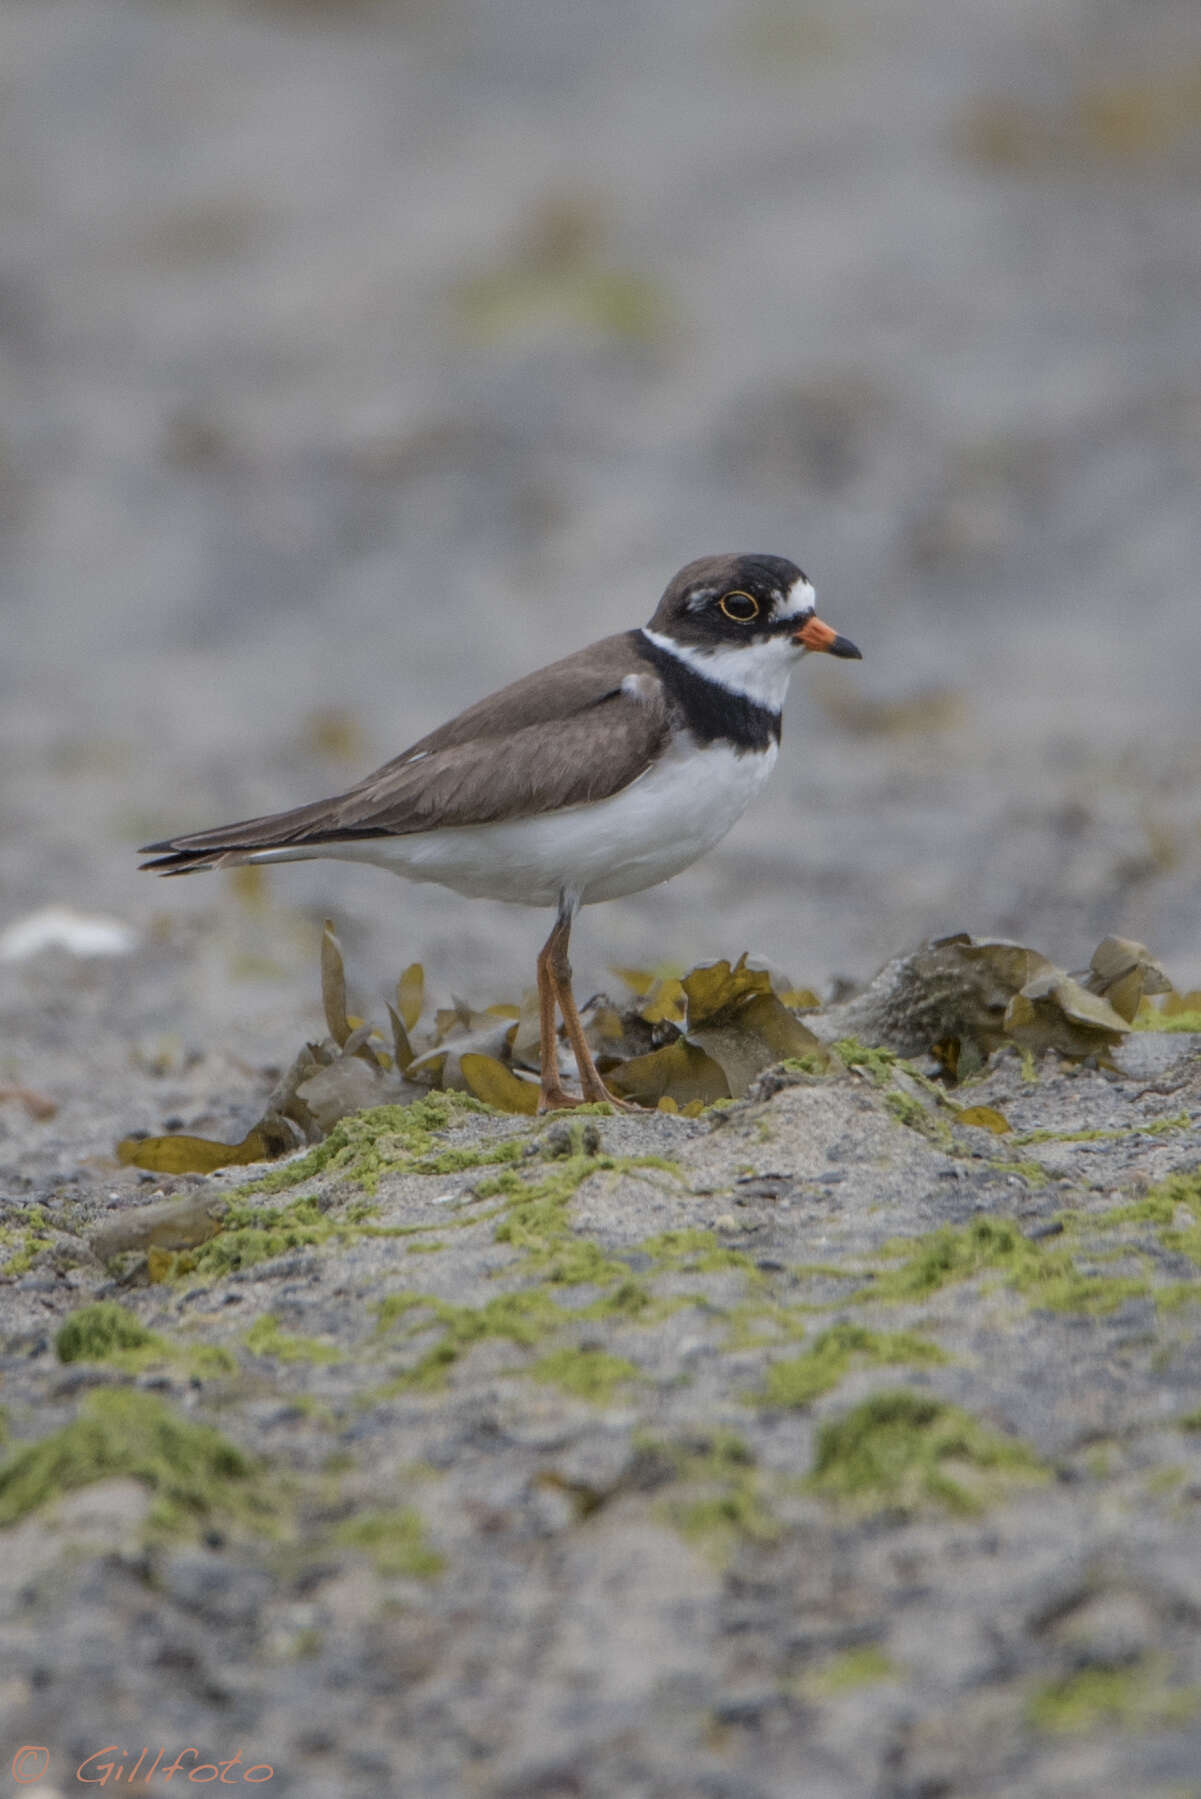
left=536, top=910, right=582, bottom=1111
left=535, top=897, right=633, bottom=1112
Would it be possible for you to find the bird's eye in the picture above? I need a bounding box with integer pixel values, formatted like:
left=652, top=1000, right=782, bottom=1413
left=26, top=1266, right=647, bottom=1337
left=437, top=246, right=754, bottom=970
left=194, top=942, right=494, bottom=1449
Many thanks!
left=719, top=590, right=759, bottom=623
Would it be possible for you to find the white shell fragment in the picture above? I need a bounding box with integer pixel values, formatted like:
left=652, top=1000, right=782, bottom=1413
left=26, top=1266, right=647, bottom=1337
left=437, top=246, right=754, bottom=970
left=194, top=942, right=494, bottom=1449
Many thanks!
left=0, top=904, right=139, bottom=962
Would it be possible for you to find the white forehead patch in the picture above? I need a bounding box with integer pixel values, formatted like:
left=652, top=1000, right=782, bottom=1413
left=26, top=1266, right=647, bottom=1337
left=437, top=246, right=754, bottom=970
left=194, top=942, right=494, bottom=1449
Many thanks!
left=778, top=575, right=816, bottom=621
left=685, top=586, right=718, bottom=613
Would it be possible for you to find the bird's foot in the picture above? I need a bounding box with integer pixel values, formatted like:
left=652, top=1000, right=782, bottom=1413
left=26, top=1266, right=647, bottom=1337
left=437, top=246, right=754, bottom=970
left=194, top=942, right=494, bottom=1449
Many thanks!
left=537, top=1080, right=638, bottom=1113
left=582, top=1079, right=636, bottom=1108
left=577, top=1075, right=638, bottom=1112
left=537, top=1083, right=588, bottom=1113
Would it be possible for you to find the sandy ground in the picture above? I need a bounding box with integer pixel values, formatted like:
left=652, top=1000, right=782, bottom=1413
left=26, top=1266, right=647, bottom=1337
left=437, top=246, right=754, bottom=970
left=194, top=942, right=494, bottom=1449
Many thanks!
left=2, top=0, right=1201, bottom=1793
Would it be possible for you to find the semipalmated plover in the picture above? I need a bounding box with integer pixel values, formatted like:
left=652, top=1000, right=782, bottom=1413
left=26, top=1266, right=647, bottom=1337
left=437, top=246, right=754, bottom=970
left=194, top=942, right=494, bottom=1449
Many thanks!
left=141, top=554, right=861, bottom=1109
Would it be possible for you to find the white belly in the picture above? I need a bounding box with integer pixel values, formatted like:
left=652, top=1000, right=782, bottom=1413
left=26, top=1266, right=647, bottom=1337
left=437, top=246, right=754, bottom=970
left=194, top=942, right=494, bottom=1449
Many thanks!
left=251, top=738, right=778, bottom=908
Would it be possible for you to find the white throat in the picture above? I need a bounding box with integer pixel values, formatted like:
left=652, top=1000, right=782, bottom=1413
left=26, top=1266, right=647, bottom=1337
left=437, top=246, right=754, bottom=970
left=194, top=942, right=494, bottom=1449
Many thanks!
left=641, top=626, right=800, bottom=712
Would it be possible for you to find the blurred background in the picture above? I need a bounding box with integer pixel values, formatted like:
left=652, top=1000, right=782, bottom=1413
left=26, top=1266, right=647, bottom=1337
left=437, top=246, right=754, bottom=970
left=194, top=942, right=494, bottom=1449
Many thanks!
left=2, top=0, right=1200, bottom=1071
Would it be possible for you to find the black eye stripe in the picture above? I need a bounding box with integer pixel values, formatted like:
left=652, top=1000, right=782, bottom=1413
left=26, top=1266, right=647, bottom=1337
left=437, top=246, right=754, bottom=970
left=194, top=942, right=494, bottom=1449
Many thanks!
left=761, top=609, right=812, bottom=638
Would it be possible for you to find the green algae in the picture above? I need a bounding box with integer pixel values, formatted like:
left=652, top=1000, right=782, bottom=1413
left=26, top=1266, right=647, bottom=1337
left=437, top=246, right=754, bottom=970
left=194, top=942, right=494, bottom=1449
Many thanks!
left=333, top=1506, right=444, bottom=1578
left=859, top=1217, right=1034, bottom=1301
left=56, top=1301, right=161, bottom=1364
left=806, top=1645, right=897, bottom=1695
left=376, top=1287, right=566, bottom=1340
left=54, top=1301, right=236, bottom=1377
left=416, top=1139, right=527, bottom=1175
left=1015, top=1112, right=1191, bottom=1145
left=638, top=1227, right=758, bottom=1279
left=368, top=1148, right=697, bottom=1389
left=1032, top=1270, right=1149, bottom=1314
left=244, top=1313, right=344, bottom=1364
left=1028, top=1659, right=1201, bottom=1734
left=1096, top=1168, right=1201, bottom=1271
left=242, top=1092, right=495, bottom=1197
left=830, top=1037, right=1057, bottom=1151
left=527, top=1346, right=641, bottom=1401
left=1134, top=1010, right=1201, bottom=1033
left=858, top=1215, right=1149, bottom=1315
left=1082, top=1441, right=1120, bottom=1479
left=1098, top=1168, right=1201, bottom=1231
left=533, top=1117, right=604, bottom=1158
left=1143, top=1465, right=1187, bottom=1499
left=808, top=1389, right=1046, bottom=1515
left=186, top=1182, right=455, bottom=1281
left=502, top=1220, right=625, bottom=1287
left=279, top=1394, right=337, bottom=1428
left=833, top=1165, right=1200, bottom=1318
left=577, top=1277, right=670, bottom=1323
left=984, top=1159, right=1048, bottom=1186
left=1088, top=1169, right=1201, bottom=1305
left=481, top=1150, right=679, bottom=1282
left=675, top=1486, right=777, bottom=1552
left=777, top=1053, right=829, bottom=1078
left=0, top=1206, right=55, bottom=1277
left=651, top=1430, right=779, bottom=1558
left=883, top=1089, right=939, bottom=1133
left=377, top=1288, right=568, bottom=1389
left=724, top=1298, right=817, bottom=1349
left=833, top=1039, right=904, bottom=1084
left=0, top=1388, right=277, bottom=1535
left=833, top=1040, right=954, bottom=1143
left=1154, top=1281, right=1201, bottom=1311
left=189, top=1195, right=349, bottom=1277
left=161, top=1100, right=678, bottom=1292
left=452, top=253, right=675, bottom=352
left=753, top=1323, right=948, bottom=1409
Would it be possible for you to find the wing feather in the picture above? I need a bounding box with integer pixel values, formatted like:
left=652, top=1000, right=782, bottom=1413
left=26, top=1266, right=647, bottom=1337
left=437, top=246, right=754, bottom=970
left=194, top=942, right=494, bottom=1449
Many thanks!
left=337, top=684, right=666, bottom=834
left=140, top=633, right=668, bottom=872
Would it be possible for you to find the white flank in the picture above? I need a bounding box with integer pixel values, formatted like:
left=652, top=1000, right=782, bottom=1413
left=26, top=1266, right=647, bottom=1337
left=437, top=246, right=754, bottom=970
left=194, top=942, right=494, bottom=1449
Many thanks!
left=640, top=626, right=801, bottom=712
left=243, top=735, right=779, bottom=908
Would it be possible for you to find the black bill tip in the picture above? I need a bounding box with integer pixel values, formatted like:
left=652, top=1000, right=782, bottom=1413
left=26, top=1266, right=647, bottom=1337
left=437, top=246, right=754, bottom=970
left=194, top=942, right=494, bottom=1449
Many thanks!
left=829, top=635, right=862, bottom=660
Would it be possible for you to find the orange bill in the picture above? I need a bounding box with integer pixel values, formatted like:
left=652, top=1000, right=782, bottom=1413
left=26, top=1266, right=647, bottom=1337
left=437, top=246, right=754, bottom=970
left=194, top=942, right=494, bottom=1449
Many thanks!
left=796, top=614, right=862, bottom=659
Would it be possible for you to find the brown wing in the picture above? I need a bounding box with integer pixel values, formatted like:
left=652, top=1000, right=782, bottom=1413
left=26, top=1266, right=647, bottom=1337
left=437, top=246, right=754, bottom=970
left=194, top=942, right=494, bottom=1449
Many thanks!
left=140, top=632, right=669, bottom=871
left=387, top=631, right=655, bottom=760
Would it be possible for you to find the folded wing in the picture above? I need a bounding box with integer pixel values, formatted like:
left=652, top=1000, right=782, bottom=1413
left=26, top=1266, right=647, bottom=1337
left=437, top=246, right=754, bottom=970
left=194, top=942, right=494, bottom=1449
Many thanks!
left=140, top=633, right=669, bottom=873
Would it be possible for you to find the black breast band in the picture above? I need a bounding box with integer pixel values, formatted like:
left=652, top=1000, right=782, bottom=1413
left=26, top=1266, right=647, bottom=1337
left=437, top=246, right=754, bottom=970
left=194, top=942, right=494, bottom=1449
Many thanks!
left=633, top=632, right=782, bottom=753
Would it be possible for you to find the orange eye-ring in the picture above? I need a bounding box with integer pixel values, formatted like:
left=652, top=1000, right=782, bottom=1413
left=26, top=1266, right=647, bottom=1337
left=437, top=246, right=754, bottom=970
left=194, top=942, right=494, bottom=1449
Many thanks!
left=719, top=590, right=759, bottom=623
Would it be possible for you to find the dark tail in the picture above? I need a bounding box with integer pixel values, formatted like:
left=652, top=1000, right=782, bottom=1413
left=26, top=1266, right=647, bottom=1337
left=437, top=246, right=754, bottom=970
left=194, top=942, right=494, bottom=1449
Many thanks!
left=139, top=794, right=381, bottom=875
